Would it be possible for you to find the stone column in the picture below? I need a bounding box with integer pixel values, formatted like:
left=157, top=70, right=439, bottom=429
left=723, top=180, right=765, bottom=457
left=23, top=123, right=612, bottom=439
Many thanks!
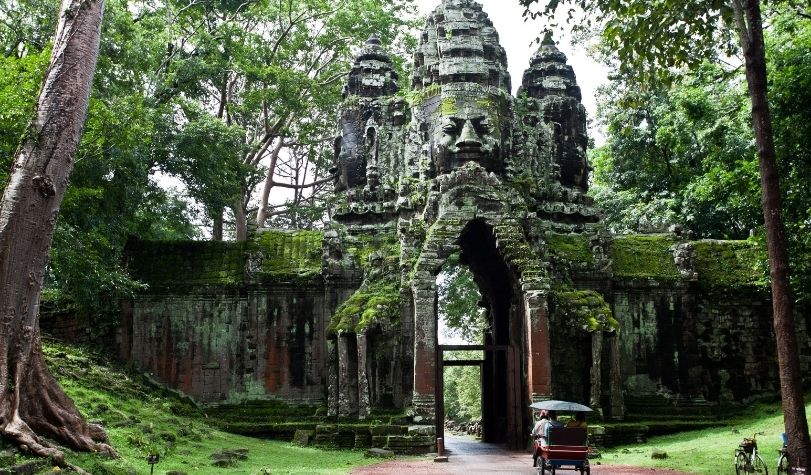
left=327, top=338, right=339, bottom=417
left=412, top=283, right=437, bottom=422
left=590, top=332, right=603, bottom=413
left=337, top=333, right=358, bottom=417
left=525, top=290, right=552, bottom=399
left=608, top=334, right=625, bottom=420
left=357, top=332, right=370, bottom=418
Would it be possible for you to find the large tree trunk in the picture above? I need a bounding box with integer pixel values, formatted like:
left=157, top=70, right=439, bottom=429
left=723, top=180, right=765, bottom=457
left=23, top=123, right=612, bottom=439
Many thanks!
left=212, top=210, right=223, bottom=241
left=735, top=0, right=811, bottom=470
left=255, top=140, right=283, bottom=228
left=0, top=0, right=113, bottom=463
left=234, top=194, right=248, bottom=241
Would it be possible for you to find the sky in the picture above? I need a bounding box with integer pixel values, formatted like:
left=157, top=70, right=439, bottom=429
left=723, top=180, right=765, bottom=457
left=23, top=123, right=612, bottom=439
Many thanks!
left=412, top=0, right=608, bottom=143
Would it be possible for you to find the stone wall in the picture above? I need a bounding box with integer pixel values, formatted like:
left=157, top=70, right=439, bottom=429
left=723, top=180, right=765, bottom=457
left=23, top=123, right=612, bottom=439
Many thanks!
left=119, top=230, right=360, bottom=406
left=593, top=235, right=811, bottom=413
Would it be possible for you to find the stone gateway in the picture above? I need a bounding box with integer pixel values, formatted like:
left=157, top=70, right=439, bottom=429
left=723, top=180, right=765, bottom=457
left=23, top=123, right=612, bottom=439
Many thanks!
left=119, top=0, right=810, bottom=453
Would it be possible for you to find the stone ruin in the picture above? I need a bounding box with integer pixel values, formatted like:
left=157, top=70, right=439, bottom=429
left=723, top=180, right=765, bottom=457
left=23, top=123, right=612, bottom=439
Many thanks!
left=117, top=0, right=811, bottom=453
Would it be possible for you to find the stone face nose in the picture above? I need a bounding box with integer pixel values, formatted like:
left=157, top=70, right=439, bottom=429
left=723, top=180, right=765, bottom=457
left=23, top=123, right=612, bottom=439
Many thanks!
left=456, top=120, right=482, bottom=149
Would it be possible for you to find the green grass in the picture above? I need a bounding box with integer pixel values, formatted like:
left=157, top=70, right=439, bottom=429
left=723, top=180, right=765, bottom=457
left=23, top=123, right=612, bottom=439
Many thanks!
left=599, top=400, right=805, bottom=474
left=27, top=341, right=385, bottom=474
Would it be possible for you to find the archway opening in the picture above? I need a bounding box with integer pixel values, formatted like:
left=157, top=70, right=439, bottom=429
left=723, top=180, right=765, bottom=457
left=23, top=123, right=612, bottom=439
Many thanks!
left=435, top=220, right=523, bottom=447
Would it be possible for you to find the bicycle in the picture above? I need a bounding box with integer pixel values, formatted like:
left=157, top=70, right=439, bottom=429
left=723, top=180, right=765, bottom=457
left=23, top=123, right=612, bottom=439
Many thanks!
left=777, top=433, right=790, bottom=475
left=735, top=432, right=768, bottom=474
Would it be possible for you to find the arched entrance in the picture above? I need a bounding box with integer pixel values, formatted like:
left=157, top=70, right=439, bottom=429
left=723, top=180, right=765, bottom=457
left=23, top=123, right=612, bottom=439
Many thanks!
left=411, top=217, right=552, bottom=450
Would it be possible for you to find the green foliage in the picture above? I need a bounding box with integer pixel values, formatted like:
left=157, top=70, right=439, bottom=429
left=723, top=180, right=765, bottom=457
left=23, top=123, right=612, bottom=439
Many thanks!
left=437, top=253, right=486, bottom=343
left=169, top=114, right=253, bottom=219
left=590, top=63, right=760, bottom=238
left=609, top=235, right=681, bottom=281
left=519, top=0, right=740, bottom=85
left=443, top=351, right=483, bottom=422
left=0, top=49, right=49, bottom=180
left=768, top=14, right=811, bottom=303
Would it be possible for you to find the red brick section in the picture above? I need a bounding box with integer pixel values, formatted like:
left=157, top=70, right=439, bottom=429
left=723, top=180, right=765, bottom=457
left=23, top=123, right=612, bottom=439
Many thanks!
left=526, top=295, right=552, bottom=397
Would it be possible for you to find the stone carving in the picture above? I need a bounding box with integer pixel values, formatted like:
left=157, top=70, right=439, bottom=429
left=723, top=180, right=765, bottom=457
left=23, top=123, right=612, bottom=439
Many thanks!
left=324, top=0, right=609, bottom=448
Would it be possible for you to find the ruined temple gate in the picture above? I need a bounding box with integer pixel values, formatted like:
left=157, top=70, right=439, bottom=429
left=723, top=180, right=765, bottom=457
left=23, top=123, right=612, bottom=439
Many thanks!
left=120, top=0, right=810, bottom=453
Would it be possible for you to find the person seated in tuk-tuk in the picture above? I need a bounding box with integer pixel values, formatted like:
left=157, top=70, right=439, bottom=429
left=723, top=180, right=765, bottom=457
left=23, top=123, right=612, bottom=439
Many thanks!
left=535, top=410, right=563, bottom=447
left=566, top=411, right=587, bottom=429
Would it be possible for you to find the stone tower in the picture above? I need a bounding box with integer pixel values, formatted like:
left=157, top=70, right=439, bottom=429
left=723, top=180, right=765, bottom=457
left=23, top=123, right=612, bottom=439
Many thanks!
left=325, top=0, right=613, bottom=449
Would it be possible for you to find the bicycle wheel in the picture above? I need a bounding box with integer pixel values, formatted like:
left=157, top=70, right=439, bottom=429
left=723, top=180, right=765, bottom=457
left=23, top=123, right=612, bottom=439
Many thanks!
left=735, top=451, right=748, bottom=475
left=777, top=453, right=790, bottom=475
left=752, top=453, right=769, bottom=474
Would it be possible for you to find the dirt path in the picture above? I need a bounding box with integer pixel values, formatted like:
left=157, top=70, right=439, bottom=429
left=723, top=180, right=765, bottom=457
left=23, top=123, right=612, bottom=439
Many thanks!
left=351, top=435, right=694, bottom=475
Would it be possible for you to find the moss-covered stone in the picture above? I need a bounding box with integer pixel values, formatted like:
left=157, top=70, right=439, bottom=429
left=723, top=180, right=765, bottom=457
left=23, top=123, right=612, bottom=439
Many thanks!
left=547, top=232, right=593, bottom=265
left=610, top=235, right=681, bottom=281
left=330, top=278, right=400, bottom=334
left=692, top=239, right=768, bottom=290
left=329, top=230, right=402, bottom=334
left=126, top=240, right=247, bottom=287
left=126, top=230, right=325, bottom=289
left=248, top=229, right=323, bottom=283
left=551, top=288, right=619, bottom=332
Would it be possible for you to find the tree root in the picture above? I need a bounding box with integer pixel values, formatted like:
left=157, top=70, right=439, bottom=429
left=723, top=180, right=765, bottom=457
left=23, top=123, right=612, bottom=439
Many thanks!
left=0, top=330, right=116, bottom=465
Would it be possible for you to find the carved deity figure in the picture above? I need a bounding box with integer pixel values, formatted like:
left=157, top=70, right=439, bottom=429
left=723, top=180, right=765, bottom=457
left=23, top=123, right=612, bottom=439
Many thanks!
left=429, top=92, right=505, bottom=175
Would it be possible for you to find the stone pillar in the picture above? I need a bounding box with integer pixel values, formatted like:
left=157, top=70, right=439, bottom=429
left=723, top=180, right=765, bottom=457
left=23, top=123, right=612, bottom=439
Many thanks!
left=608, top=334, right=625, bottom=420
left=590, top=332, right=603, bottom=413
left=357, top=332, right=370, bottom=418
left=412, top=283, right=437, bottom=422
left=327, top=338, right=339, bottom=417
left=525, top=290, right=552, bottom=399
left=337, top=333, right=358, bottom=417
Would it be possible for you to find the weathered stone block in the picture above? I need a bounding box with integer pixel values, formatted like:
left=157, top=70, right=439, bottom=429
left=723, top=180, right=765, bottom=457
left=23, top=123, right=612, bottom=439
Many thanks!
left=292, top=429, right=315, bottom=446
left=407, top=425, right=435, bottom=436
left=370, top=424, right=406, bottom=436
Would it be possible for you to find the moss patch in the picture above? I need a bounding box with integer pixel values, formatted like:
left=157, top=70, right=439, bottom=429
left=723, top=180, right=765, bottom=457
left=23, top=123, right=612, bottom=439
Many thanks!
left=551, top=288, right=619, bottom=332
left=692, top=239, right=768, bottom=290
left=331, top=230, right=402, bottom=334
left=547, top=233, right=594, bottom=265
left=610, top=235, right=681, bottom=281
left=249, top=229, right=323, bottom=283
left=330, top=278, right=400, bottom=334
left=126, top=239, right=247, bottom=287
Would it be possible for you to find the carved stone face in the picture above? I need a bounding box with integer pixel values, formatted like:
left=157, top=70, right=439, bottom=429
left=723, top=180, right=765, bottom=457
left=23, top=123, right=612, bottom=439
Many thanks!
left=429, top=94, right=504, bottom=175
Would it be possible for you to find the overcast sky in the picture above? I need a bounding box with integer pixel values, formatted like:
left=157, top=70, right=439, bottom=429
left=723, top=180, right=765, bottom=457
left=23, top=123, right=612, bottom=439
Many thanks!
left=412, top=0, right=608, bottom=143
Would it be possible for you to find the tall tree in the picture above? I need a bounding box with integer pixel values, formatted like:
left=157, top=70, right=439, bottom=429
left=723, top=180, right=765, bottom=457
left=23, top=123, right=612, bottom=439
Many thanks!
left=520, top=0, right=811, bottom=469
left=0, top=0, right=113, bottom=462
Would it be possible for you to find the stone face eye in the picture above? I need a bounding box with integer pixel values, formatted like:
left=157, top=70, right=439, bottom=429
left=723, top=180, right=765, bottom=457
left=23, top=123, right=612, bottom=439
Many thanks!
left=442, top=122, right=458, bottom=134
left=475, top=118, right=492, bottom=135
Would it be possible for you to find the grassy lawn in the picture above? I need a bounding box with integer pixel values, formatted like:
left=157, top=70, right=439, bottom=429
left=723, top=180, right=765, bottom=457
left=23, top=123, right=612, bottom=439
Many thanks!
left=599, top=401, right=805, bottom=474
